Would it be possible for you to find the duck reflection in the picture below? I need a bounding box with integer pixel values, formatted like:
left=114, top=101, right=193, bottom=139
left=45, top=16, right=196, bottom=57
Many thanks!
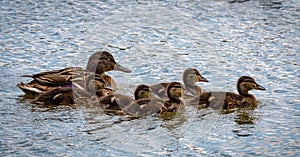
left=232, top=108, right=259, bottom=137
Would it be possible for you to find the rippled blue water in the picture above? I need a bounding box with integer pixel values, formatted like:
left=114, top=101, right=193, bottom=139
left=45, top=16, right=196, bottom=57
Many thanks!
left=1, top=0, right=299, bottom=156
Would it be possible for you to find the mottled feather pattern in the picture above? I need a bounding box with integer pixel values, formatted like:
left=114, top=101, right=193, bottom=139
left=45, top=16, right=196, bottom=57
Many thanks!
left=189, top=76, right=265, bottom=110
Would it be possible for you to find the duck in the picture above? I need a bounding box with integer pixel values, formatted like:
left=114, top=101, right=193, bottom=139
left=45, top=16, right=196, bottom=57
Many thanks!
left=158, top=82, right=185, bottom=115
left=31, top=73, right=113, bottom=106
left=17, top=51, right=131, bottom=98
left=96, top=82, right=185, bottom=118
left=189, top=76, right=266, bottom=109
left=116, top=82, right=185, bottom=117
left=97, top=84, right=156, bottom=113
left=150, top=68, right=208, bottom=98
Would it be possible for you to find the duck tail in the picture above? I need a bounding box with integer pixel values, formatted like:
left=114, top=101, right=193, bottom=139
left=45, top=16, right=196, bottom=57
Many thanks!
left=16, top=82, right=43, bottom=97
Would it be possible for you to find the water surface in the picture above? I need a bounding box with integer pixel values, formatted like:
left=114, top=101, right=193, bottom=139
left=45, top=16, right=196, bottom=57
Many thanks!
left=1, top=0, right=299, bottom=156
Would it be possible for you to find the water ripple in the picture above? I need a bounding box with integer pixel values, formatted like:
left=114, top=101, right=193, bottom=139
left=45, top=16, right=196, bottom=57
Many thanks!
left=1, top=0, right=299, bottom=156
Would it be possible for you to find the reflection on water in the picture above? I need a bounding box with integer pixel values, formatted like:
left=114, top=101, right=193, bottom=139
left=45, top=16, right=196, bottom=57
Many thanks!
left=1, top=0, right=300, bottom=156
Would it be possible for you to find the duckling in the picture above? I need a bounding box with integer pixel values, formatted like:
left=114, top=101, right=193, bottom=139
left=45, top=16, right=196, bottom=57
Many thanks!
left=132, top=82, right=185, bottom=119
left=31, top=73, right=113, bottom=106
left=17, top=51, right=131, bottom=98
left=98, top=84, right=154, bottom=112
left=31, top=87, right=75, bottom=106
left=150, top=68, right=208, bottom=98
left=98, top=82, right=185, bottom=117
left=189, top=76, right=266, bottom=109
left=159, top=82, right=185, bottom=114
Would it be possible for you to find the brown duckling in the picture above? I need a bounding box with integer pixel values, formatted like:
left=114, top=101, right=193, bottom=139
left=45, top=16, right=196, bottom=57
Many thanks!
left=17, top=51, right=131, bottom=98
left=98, top=84, right=155, bottom=112
left=159, top=82, right=185, bottom=114
left=150, top=68, right=208, bottom=98
left=100, top=82, right=185, bottom=117
left=31, top=74, right=113, bottom=106
left=189, top=76, right=266, bottom=109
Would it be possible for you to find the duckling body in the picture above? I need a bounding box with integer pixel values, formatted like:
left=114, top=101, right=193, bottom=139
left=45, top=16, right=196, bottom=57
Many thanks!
left=98, top=84, right=161, bottom=115
left=150, top=68, right=208, bottom=98
left=189, top=76, right=265, bottom=109
left=17, top=51, right=131, bottom=97
left=31, top=87, right=75, bottom=105
left=99, top=82, right=185, bottom=117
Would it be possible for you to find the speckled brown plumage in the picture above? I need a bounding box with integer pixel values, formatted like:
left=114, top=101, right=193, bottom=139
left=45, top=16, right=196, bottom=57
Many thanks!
left=189, top=76, right=265, bottom=109
left=150, top=68, right=208, bottom=98
left=97, top=84, right=157, bottom=115
left=17, top=51, right=131, bottom=97
left=31, top=74, right=113, bottom=106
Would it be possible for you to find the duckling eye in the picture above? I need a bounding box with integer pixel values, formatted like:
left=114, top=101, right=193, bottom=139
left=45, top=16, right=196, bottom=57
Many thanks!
left=175, top=88, right=182, bottom=93
left=252, top=83, right=258, bottom=89
left=140, top=91, right=147, bottom=96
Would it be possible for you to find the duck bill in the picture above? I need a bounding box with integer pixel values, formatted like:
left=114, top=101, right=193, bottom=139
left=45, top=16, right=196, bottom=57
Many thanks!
left=197, top=75, right=209, bottom=82
left=104, top=84, right=115, bottom=92
left=114, top=63, right=132, bottom=73
left=255, top=84, right=266, bottom=90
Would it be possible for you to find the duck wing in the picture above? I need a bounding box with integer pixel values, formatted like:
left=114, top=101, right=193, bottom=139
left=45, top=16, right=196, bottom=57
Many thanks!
left=22, top=67, right=85, bottom=85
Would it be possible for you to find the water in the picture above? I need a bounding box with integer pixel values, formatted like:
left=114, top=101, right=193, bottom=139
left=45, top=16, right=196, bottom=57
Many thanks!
left=1, top=0, right=299, bottom=156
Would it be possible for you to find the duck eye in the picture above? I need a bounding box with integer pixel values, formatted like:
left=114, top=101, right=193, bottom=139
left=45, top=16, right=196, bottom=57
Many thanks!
left=253, top=83, right=258, bottom=88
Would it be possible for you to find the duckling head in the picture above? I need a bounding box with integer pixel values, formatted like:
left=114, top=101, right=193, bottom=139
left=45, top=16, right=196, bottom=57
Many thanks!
left=166, top=82, right=184, bottom=102
left=83, top=74, right=114, bottom=95
left=183, top=68, right=208, bottom=86
left=237, top=76, right=266, bottom=96
left=134, top=84, right=152, bottom=100
left=86, top=51, right=132, bottom=74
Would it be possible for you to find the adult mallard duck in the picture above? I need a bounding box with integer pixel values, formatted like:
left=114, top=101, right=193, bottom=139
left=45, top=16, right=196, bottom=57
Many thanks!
left=150, top=68, right=208, bottom=98
left=31, top=73, right=113, bottom=106
left=17, top=51, right=131, bottom=98
left=189, top=76, right=266, bottom=109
